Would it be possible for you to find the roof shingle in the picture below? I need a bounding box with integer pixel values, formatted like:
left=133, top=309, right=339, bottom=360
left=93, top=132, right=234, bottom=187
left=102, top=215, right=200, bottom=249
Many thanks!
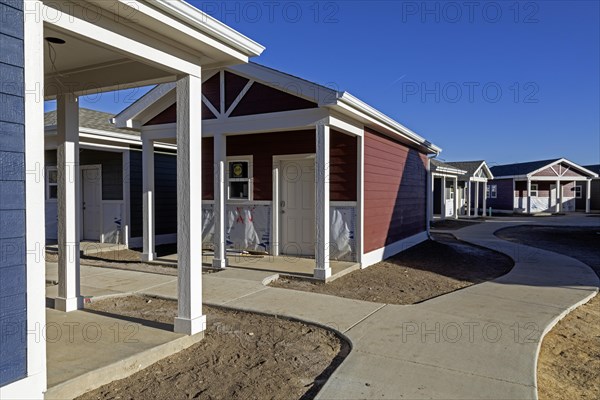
left=45, top=108, right=139, bottom=136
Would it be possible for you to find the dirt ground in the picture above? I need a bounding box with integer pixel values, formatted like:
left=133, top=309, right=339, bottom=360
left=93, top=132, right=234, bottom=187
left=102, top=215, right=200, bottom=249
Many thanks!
left=79, top=296, right=348, bottom=400
left=46, top=244, right=185, bottom=276
left=496, top=225, right=600, bottom=399
left=271, top=234, right=513, bottom=304
left=430, top=219, right=482, bottom=230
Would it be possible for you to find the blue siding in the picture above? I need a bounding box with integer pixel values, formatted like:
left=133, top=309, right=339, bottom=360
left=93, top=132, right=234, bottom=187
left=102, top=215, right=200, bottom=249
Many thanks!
left=0, top=0, right=27, bottom=387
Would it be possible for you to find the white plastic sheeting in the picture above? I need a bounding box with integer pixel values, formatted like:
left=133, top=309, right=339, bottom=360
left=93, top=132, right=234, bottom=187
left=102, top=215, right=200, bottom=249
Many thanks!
left=514, top=197, right=576, bottom=213
left=329, top=206, right=356, bottom=262
left=202, top=203, right=271, bottom=252
left=202, top=202, right=357, bottom=261
left=102, top=203, right=124, bottom=244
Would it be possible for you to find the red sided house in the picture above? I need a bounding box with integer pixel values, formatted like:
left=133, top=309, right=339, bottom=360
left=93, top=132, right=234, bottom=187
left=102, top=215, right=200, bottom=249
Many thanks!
left=114, top=62, right=441, bottom=280
left=487, top=158, right=598, bottom=214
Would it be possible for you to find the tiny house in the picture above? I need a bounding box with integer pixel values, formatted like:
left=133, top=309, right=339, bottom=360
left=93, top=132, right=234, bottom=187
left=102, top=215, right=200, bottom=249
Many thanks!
left=488, top=158, right=597, bottom=214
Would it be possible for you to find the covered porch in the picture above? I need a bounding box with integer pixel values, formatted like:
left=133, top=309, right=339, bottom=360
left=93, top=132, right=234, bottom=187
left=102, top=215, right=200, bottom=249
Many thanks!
left=515, top=178, right=593, bottom=214
left=116, top=64, right=367, bottom=281
left=32, top=0, right=263, bottom=345
left=429, top=159, right=465, bottom=221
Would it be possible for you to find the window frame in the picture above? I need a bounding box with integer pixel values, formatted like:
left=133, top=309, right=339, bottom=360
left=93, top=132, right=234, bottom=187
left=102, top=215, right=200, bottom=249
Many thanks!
left=46, top=166, right=58, bottom=202
left=530, top=183, right=539, bottom=198
left=487, top=184, right=497, bottom=199
left=226, top=155, right=253, bottom=202
left=574, top=185, right=582, bottom=199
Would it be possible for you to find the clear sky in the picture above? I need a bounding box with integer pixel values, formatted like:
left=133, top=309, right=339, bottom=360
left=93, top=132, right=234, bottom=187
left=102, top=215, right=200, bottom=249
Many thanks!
left=47, top=0, right=600, bottom=166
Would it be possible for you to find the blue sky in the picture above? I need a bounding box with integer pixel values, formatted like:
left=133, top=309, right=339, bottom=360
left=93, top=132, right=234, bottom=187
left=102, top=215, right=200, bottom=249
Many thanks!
left=47, top=1, right=600, bottom=166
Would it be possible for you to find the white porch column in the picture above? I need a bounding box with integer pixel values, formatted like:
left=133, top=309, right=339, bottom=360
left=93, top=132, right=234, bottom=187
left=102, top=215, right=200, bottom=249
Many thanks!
left=482, top=181, right=487, bottom=217
left=555, top=179, right=561, bottom=213
left=55, top=93, right=82, bottom=312
left=427, top=167, right=433, bottom=228
left=441, top=176, right=447, bottom=219
left=467, top=181, right=472, bottom=217
left=474, top=181, right=480, bottom=217
left=454, top=177, right=459, bottom=219
left=141, top=138, right=156, bottom=261
left=357, top=135, right=365, bottom=262
left=526, top=178, right=532, bottom=214
left=174, top=74, right=206, bottom=335
left=212, top=133, right=228, bottom=268
left=586, top=179, right=592, bottom=213
left=314, top=124, right=331, bottom=280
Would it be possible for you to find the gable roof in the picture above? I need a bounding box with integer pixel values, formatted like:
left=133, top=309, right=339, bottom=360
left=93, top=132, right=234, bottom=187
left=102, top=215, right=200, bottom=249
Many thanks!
left=446, top=160, right=493, bottom=179
left=431, top=159, right=466, bottom=175
left=490, top=158, right=598, bottom=179
left=583, top=164, right=600, bottom=175
left=489, top=159, right=559, bottom=177
left=45, top=108, right=139, bottom=136
left=114, top=62, right=441, bottom=155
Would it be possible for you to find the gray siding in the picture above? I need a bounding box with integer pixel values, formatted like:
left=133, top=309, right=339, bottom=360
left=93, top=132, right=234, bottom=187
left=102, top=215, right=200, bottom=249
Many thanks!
left=45, top=149, right=123, bottom=200
left=591, top=180, right=600, bottom=211
left=487, top=178, right=514, bottom=211
left=0, top=0, right=27, bottom=386
left=129, top=149, right=177, bottom=239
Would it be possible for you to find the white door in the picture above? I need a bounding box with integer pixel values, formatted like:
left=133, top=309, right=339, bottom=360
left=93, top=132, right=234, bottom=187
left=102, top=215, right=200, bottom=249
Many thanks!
left=280, top=159, right=315, bottom=257
left=81, top=166, right=102, bottom=241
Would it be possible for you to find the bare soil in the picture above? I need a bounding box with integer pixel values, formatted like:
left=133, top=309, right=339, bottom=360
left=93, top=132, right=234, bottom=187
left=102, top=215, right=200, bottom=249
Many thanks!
left=271, top=234, right=513, bottom=304
left=78, top=296, right=348, bottom=400
left=496, top=225, right=600, bottom=400
left=45, top=244, right=211, bottom=276
left=430, top=219, right=482, bottom=230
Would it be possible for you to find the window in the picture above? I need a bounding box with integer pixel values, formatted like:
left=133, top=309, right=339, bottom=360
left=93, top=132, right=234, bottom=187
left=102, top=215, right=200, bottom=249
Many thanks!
left=530, top=184, right=538, bottom=197
left=574, top=185, right=582, bottom=199
left=46, top=167, right=58, bottom=200
left=487, top=184, right=497, bottom=199
left=227, top=157, right=252, bottom=200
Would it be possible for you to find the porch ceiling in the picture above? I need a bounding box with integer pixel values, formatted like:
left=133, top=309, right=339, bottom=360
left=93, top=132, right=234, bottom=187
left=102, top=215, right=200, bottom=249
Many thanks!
left=43, top=26, right=178, bottom=98
left=41, top=0, right=265, bottom=98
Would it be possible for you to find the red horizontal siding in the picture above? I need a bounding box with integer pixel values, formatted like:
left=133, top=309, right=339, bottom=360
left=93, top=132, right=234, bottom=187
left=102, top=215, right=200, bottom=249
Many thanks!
left=363, top=127, right=428, bottom=253
left=202, top=129, right=357, bottom=201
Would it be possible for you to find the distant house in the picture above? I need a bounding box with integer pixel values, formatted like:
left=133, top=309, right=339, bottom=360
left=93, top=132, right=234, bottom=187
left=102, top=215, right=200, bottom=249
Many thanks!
left=488, top=158, right=598, bottom=214
left=44, top=108, right=177, bottom=250
left=430, top=159, right=466, bottom=220
left=445, top=161, right=494, bottom=217
left=583, top=165, right=600, bottom=212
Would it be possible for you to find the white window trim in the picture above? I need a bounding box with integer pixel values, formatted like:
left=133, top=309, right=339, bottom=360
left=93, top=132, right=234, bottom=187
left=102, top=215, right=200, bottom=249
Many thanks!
left=574, top=185, right=582, bottom=199
left=46, top=166, right=58, bottom=202
left=530, top=183, right=539, bottom=198
left=487, top=184, right=497, bottom=199
left=226, top=155, right=253, bottom=202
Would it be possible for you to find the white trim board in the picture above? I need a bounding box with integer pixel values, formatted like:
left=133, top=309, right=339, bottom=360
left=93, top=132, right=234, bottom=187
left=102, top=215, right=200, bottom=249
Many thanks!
left=362, top=231, right=429, bottom=269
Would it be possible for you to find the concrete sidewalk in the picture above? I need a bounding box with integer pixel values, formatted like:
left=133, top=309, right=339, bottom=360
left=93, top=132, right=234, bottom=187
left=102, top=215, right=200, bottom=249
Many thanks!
left=45, top=214, right=600, bottom=399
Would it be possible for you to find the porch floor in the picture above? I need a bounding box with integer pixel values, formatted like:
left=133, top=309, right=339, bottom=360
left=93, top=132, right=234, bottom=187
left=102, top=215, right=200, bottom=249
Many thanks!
left=46, top=240, right=127, bottom=256
left=44, top=307, right=203, bottom=399
left=154, top=253, right=360, bottom=281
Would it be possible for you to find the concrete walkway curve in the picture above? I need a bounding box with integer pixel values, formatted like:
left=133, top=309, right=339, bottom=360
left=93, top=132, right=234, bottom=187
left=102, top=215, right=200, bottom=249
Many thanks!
left=315, top=217, right=599, bottom=399
left=46, top=215, right=600, bottom=399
